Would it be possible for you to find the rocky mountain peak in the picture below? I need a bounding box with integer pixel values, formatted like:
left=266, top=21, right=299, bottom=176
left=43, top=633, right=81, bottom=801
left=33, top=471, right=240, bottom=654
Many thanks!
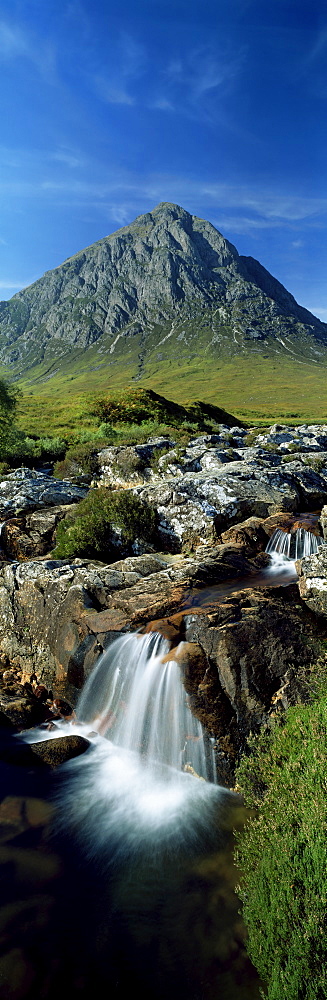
left=0, top=202, right=326, bottom=380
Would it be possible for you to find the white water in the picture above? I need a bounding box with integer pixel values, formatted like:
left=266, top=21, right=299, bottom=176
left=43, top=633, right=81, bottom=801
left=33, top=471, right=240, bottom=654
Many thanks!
left=76, top=631, right=217, bottom=782
left=266, top=526, right=323, bottom=560
left=263, top=526, right=323, bottom=585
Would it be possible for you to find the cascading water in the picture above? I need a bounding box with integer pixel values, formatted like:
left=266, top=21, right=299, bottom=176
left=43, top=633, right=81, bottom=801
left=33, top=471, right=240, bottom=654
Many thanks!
left=42, top=634, right=259, bottom=1000
left=76, top=631, right=216, bottom=782
left=264, top=526, right=323, bottom=585
left=266, top=526, right=323, bottom=560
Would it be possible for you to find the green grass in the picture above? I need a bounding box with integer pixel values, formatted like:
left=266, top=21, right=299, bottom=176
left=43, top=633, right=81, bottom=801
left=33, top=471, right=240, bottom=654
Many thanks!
left=9, top=352, right=327, bottom=441
left=235, top=660, right=327, bottom=1000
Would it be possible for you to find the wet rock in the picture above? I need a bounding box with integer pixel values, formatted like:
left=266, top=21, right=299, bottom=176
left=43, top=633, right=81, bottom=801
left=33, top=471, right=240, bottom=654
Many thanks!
left=29, top=735, right=90, bottom=769
left=221, top=516, right=270, bottom=552
left=0, top=545, right=270, bottom=704
left=181, top=587, right=318, bottom=761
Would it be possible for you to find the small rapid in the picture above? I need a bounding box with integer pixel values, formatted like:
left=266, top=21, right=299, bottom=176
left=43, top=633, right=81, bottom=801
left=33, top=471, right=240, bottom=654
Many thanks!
left=266, top=526, right=323, bottom=560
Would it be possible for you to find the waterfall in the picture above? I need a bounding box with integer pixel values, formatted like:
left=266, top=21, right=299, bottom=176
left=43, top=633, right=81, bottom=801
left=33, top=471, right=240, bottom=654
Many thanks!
left=266, top=527, right=323, bottom=560
left=20, top=606, right=257, bottom=995
left=76, top=631, right=217, bottom=782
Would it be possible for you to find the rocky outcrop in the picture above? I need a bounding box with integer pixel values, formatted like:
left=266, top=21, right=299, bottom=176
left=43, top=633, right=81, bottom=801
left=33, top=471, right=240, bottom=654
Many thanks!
left=0, top=420, right=326, bottom=769
left=1, top=203, right=326, bottom=379
left=297, top=545, right=327, bottom=617
left=0, top=545, right=271, bottom=707
left=132, top=463, right=322, bottom=550
left=0, top=468, right=87, bottom=519
left=0, top=504, right=80, bottom=560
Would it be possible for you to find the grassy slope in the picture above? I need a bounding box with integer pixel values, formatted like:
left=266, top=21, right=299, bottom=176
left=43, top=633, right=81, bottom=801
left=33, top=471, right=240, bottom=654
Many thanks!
left=9, top=352, right=327, bottom=438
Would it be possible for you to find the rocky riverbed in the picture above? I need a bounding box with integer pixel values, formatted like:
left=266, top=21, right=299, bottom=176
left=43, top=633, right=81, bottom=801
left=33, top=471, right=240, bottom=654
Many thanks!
left=0, top=421, right=327, bottom=778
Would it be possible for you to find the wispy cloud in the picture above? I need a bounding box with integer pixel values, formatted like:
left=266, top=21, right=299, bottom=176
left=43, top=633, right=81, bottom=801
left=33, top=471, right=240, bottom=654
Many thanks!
left=153, top=45, right=244, bottom=119
left=1, top=145, right=327, bottom=242
left=0, top=279, right=29, bottom=290
left=0, top=20, right=28, bottom=59
left=49, top=148, right=86, bottom=169
left=306, top=26, right=327, bottom=64
left=0, top=18, right=56, bottom=80
left=92, top=32, right=146, bottom=106
left=93, top=78, right=135, bottom=105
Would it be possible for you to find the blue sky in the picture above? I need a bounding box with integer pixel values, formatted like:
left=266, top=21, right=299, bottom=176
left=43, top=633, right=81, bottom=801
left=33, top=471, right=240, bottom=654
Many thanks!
left=1, top=0, right=326, bottom=320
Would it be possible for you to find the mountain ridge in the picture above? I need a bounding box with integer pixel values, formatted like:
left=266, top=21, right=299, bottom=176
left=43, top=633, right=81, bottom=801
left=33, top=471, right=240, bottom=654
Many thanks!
left=0, top=202, right=326, bottom=383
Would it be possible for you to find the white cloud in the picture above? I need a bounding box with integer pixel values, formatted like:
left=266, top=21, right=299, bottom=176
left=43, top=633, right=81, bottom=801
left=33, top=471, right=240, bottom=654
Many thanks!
left=93, top=77, right=135, bottom=105
left=0, top=279, right=28, bottom=290
left=49, top=149, right=85, bottom=169
left=0, top=20, right=28, bottom=59
left=160, top=45, right=244, bottom=120
left=92, top=32, right=146, bottom=107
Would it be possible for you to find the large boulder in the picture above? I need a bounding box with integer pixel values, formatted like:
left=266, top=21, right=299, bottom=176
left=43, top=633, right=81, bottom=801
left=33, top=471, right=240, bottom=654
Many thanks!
left=297, top=544, right=327, bottom=617
left=0, top=504, right=80, bottom=560
left=133, top=465, right=303, bottom=551
left=0, top=468, right=87, bottom=519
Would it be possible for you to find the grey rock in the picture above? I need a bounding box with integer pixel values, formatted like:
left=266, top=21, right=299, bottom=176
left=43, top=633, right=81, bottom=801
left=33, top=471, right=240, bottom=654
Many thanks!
left=297, top=545, right=327, bottom=617
left=1, top=203, right=326, bottom=379
left=0, top=469, right=87, bottom=518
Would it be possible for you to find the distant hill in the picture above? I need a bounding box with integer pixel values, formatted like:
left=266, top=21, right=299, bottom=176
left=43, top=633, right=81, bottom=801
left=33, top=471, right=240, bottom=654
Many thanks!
left=0, top=201, right=327, bottom=385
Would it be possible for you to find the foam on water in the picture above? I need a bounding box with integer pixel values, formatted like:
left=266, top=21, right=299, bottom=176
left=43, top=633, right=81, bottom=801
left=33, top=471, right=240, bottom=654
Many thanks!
left=76, top=631, right=217, bottom=782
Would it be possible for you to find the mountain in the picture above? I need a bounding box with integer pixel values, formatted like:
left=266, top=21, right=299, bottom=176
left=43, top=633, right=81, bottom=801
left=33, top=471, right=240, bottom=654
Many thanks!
left=0, top=202, right=327, bottom=384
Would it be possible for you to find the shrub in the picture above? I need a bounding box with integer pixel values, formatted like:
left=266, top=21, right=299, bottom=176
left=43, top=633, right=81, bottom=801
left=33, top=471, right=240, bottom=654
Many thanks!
left=0, top=380, right=19, bottom=447
left=0, top=429, right=66, bottom=464
left=52, top=487, right=158, bottom=560
left=54, top=443, right=99, bottom=480
left=235, top=680, right=327, bottom=1000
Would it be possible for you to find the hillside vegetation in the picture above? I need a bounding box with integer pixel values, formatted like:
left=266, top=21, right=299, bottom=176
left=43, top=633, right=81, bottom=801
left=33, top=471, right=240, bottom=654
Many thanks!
left=10, top=355, right=327, bottom=444
left=235, top=659, right=327, bottom=1000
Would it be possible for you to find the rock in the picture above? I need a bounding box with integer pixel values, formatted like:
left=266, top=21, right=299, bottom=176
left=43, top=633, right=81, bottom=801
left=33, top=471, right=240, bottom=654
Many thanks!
left=1, top=504, right=80, bottom=560
left=320, top=504, right=327, bottom=541
left=256, top=423, right=327, bottom=452
left=29, top=735, right=90, bottom=768
left=0, top=545, right=271, bottom=704
left=0, top=469, right=87, bottom=520
left=221, top=516, right=270, bottom=552
left=297, top=545, right=327, bottom=617
left=181, top=586, right=318, bottom=761
left=97, top=438, right=175, bottom=486
left=133, top=464, right=302, bottom=551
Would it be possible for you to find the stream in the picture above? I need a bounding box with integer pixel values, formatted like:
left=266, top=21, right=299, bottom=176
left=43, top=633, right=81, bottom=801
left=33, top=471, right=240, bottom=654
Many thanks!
left=9, top=526, right=323, bottom=999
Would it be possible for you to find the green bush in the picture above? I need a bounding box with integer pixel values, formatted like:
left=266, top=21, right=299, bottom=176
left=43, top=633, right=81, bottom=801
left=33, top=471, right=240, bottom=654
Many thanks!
left=0, top=380, right=19, bottom=447
left=0, top=429, right=66, bottom=464
left=235, top=682, right=327, bottom=1000
left=53, top=442, right=99, bottom=479
left=52, top=487, right=158, bottom=560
